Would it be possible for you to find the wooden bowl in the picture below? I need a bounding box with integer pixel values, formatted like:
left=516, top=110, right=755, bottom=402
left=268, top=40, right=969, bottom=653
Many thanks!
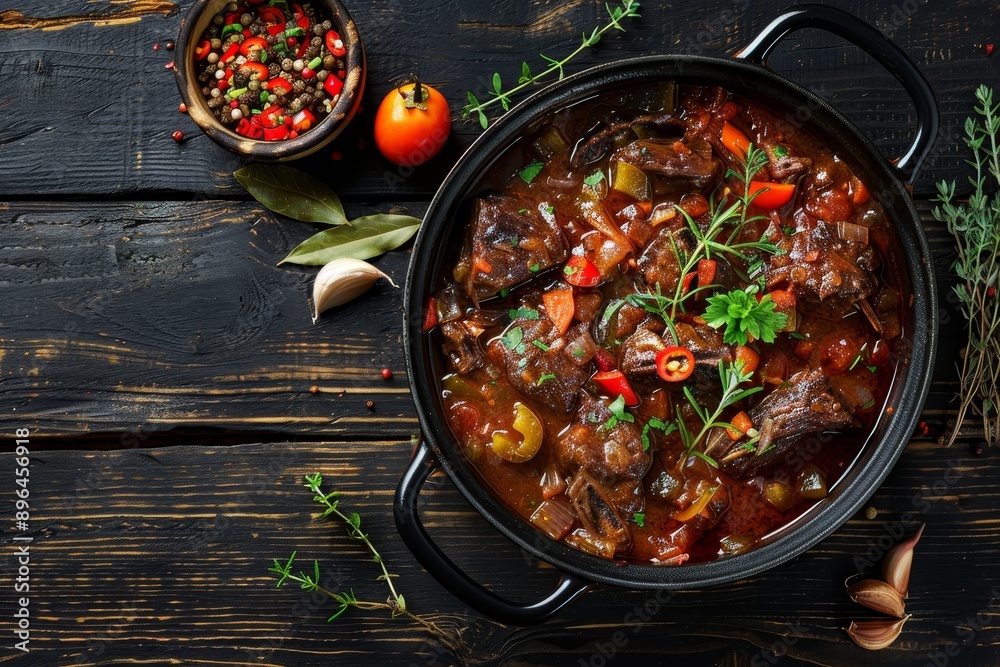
left=173, top=0, right=364, bottom=161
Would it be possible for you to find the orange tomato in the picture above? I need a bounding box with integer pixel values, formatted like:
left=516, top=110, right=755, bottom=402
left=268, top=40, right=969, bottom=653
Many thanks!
left=374, top=81, right=451, bottom=167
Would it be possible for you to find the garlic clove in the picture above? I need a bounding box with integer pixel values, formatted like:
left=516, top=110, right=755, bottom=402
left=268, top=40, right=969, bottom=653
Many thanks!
left=847, top=578, right=906, bottom=618
left=846, top=615, right=909, bottom=650
left=311, top=258, right=397, bottom=324
left=882, top=523, right=925, bottom=597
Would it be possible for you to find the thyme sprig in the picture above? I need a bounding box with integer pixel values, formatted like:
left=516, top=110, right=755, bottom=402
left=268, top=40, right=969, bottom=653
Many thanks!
left=934, top=85, right=1000, bottom=447
left=462, top=0, right=641, bottom=128
left=269, top=473, right=463, bottom=655
left=676, top=360, right=762, bottom=465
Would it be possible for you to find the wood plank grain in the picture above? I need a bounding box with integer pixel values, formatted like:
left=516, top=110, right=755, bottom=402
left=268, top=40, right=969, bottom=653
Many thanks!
left=5, top=438, right=998, bottom=665
left=0, top=198, right=973, bottom=444
left=0, top=0, right=994, bottom=198
left=0, top=200, right=425, bottom=441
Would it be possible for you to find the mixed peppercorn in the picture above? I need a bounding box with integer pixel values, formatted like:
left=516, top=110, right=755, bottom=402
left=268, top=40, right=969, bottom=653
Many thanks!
left=193, top=0, right=349, bottom=141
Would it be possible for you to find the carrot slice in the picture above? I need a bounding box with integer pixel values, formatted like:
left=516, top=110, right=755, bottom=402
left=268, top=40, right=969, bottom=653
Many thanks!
left=734, top=345, right=760, bottom=375
left=721, top=122, right=751, bottom=157
left=542, top=288, right=575, bottom=336
left=727, top=411, right=753, bottom=440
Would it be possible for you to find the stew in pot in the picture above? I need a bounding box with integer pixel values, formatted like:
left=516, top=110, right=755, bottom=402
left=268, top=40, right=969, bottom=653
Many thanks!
left=426, top=83, right=903, bottom=564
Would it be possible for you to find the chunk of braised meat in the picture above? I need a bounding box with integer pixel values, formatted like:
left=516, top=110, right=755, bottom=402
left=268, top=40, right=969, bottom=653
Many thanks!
left=767, top=218, right=878, bottom=301
left=594, top=301, right=664, bottom=349
left=739, top=106, right=813, bottom=182
left=619, top=328, right=667, bottom=380
left=645, top=454, right=732, bottom=563
left=638, top=226, right=695, bottom=294
left=614, top=138, right=720, bottom=188
left=441, top=320, right=485, bottom=374
left=707, top=368, right=855, bottom=479
left=570, top=113, right=687, bottom=168
left=555, top=391, right=651, bottom=512
left=565, top=473, right=633, bottom=558
left=455, top=195, right=568, bottom=301
left=487, top=318, right=590, bottom=413
left=674, top=322, right=733, bottom=388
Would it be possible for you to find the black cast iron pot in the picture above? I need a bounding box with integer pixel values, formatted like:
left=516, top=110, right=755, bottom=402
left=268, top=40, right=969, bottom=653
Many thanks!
left=395, top=4, right=939, bottom=625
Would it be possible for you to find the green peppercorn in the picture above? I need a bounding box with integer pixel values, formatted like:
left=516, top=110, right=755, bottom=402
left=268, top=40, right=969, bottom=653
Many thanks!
left=316, top=69, right=328, bottom=81
left=210, top=37, right=222, bottom=49
left=248, top=79, right=261, bottom=91
left=213, top=14, right=224, bottom=25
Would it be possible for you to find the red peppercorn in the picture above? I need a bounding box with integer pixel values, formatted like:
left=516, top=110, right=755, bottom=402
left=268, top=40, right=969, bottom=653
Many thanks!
left=165, top=61, right=174, bottom=70
left=165, top=40, right=175, bottom=51
left=918, top=421, right=929, bottom=436
left=987, top=43, right=995, bottom=56
left=989, top=286, right=996, bottom=297
left=365, top=399, right=375, bottom=410
left=172, top=130, right=184, bottom=142
left=301, top=67, right=315, bottom=79
left=381, top=368, right=393, bottom=380
left=230, top=100, right=239, bottom=109
left=153, top=43, right=160, bottom=51
left=178, top=102, right=188, bottom=113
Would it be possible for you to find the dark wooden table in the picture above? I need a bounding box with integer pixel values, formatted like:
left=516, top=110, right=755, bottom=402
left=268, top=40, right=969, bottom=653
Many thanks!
left=2, top=0, right=998, bottom=664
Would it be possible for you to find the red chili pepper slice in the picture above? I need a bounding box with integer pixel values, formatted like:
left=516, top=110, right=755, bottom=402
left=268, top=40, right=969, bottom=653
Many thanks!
left=422, top=297, right=438, bottom=332
left=194, top=40, right=212, bottom=60
left=592, top=370, right=639, bottom=407
left=593, top=348, right=616, bottom=373
left=259, top=6, right=284, bottom=24
left=261, top=106, right=286, bottom=128
left=266, top=78, right=293, bottom=95
left=325, top=30, right=347, bottom=57
left=655, top=346, right=695, bottom=382
left=697, top=259, right=717, bottom=288
left=220, top=42, right=240, bottom=63
left=292, top=2, right=306, bottom=18
left=235, top=118, right=253, bottom=136
left=681, top=271, right=696, bottom=295
left=239, top=36, right=269, bottom=58
left=291, top=109, right=316, bottom=132
left=323, top=74, right=343, bottom=98
left=239, top=61, right=270, bottom=81
left=563, top=255, right=600, bottom=288
left=263, top=125, right=290, bottom=141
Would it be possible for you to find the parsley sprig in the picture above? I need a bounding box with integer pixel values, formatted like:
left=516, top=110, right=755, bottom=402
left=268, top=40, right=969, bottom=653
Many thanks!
left=704, top=286, right=787, bottom=346
left=934, top=86, right=1000, bottom=447
left=463, top=1, right=642, bottom=128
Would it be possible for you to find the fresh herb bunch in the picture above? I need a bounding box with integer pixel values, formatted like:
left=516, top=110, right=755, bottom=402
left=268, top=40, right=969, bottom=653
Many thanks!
left=627, top=142, right=780, bottom=342
left=462, top=0, right=642, bottom=128
left=933, top=85, right=1000, bottom=447
left=269, top=473, right=463, bottom=655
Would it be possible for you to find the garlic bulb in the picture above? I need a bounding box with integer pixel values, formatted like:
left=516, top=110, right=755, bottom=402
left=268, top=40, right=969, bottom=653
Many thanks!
left=311, top=258, right=397, bottom=324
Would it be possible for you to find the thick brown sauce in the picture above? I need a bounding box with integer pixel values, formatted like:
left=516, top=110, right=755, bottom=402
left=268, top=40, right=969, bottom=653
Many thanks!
left=436, top=83, right=902, bottom=565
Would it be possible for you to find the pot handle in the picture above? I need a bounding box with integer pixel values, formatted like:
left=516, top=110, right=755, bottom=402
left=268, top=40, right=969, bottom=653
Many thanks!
left=735, top=3, right=939, bottom=184
left=393, top=438, right=591, bottom=625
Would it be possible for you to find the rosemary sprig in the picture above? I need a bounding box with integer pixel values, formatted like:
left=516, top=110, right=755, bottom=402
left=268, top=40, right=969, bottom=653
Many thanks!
left=462, top=0, right=641, bottom=128
left=934, top=85, right=1000, bottom=447
left=676, top=359, right=762, bottom=465
left=269, top=473, right=463, bottom=655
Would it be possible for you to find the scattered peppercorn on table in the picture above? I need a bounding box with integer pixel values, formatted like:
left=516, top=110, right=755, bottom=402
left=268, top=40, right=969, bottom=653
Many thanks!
left=1, top=0, right=998, bottom=664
